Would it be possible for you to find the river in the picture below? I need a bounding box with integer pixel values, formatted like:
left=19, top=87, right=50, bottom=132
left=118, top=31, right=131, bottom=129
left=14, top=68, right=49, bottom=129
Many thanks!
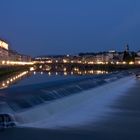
left=0, top=69, right=140, bottom=140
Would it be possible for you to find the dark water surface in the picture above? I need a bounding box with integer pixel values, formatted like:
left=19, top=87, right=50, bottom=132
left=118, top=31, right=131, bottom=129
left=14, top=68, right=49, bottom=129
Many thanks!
left=1, top=80, right=140, bottom=140
left=0, top=70, right=140, bottom=140
left=0, top=71, right=128, bottom=112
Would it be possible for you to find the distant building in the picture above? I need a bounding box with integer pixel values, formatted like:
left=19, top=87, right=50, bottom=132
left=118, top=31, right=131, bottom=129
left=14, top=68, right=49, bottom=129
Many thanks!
left=9, top=50, right=31, bottom=62
left=0, top=39, right=9, bottom=50
left=0, top=38, right=31, bottom=62
left=135, top=57, right=140, bottom=64
left=0, top=47, right=9, bottom=60
left=0, top=39, right=9, bottom=60
left=137, top=51, right=140, bottom=57
left=108, top=50, right=116, bottom=53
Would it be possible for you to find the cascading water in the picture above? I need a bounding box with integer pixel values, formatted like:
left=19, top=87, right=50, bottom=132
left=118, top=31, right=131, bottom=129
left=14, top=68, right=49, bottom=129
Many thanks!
left=0, top=71, right=135, bottom=128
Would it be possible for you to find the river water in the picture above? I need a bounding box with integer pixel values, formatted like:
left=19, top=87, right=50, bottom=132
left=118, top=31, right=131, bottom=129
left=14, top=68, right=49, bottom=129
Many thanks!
left=0, top=69, right=140, bottom=140
left=0, top=69, right=108, bottom=89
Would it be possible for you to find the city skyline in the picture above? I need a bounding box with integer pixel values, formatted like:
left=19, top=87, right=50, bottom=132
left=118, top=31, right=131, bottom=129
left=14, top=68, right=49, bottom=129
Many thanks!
left=1, top=0, right=140, bottom=56
left=1, top=1, right=140, bottom=139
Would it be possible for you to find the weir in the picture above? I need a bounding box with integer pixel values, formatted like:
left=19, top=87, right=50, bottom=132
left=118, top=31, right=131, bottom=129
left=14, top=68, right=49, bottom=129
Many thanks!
left=17, top=73, right=135, bottom=128
left=0, top=71, right=131, bottom=112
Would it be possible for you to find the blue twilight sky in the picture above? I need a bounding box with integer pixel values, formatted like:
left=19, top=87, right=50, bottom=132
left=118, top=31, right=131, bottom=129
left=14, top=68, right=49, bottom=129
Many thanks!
left=0, top=0, right=140, bottom=56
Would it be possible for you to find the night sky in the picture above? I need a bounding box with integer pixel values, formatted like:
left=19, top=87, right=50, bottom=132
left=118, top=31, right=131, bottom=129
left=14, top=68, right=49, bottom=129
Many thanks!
left=0, top=0, right=140, bottom=56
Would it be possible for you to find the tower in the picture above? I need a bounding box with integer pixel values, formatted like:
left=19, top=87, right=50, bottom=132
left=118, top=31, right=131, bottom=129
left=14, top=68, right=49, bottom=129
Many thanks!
left=125, top=44, right=129, bottom=52
left=123, top=44, right=132, bottom=62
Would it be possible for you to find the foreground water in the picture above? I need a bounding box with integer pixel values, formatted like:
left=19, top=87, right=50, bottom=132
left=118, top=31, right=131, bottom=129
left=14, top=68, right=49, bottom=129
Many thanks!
left=0, top=70, right=140, bottom=140
left=0, top=71, right=130, bottom=113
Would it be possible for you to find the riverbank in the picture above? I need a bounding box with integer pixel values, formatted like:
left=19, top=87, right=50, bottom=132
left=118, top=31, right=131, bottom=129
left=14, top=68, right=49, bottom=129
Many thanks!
left=0, top=66, right=31, bottom=78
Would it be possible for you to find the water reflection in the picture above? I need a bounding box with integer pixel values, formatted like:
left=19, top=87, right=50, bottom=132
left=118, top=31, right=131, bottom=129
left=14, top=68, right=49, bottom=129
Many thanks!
left=38, top=69, right=108, bottom=76
left=0, top=68, right=108, bottom=89
left=36, top=64, right=109, bottom=75
left=0, top=71, right=30, bottom=89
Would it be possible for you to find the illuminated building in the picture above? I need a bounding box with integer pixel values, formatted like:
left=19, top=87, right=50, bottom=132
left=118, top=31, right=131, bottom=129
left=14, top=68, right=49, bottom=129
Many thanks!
left=0, top=39, right=9, bottom=50
left=0, top=38, right=32, bottom=65
left=0, top=47, right=9, bottom=60
left=135, top=57, right=140, bottom=64
left=0, top=39, right=9, bottom=60
left=8, top=50, right=31, bottom=62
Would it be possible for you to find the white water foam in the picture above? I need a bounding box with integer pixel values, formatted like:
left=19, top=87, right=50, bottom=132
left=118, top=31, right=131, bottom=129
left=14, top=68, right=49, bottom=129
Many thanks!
left=16, top=76, right=136, bottom=129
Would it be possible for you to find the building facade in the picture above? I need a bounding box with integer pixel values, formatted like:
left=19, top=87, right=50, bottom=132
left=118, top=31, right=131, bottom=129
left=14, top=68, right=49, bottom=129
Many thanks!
left=0, top=39, right=31, bottom=62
